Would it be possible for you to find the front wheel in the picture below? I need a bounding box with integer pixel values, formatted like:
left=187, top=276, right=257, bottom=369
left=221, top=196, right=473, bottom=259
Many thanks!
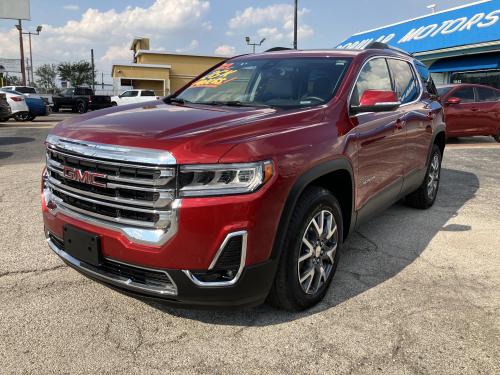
left=494, top=130, right=500, bottom=143
left=405, top=144, right=442, bottom=209
left=268, top=187, right=343, bottom=311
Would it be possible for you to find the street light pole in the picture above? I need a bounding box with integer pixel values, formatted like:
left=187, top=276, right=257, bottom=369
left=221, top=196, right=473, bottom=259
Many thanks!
left=293, top=0, right=298, bottom=49
left=21, top=26, right=42, bottom=87
left=245, top=37, right=266, bottom=53
left=16, top=20, right=27, bottom=85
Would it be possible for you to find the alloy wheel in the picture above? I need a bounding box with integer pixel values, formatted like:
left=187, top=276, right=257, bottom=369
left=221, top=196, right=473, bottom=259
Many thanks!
left=297, top=209, right=338, bottom=295
left=427, top=153, right=440, bottom=199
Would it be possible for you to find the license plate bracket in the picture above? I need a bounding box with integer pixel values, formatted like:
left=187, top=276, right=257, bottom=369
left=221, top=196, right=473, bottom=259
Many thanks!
left=63, top=225, right=101, bottom=267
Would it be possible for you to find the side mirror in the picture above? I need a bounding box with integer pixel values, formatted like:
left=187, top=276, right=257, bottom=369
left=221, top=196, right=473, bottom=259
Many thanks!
left=446, top=97, right=461, bottom=105
left=118, top=95, right=122, bottom=98
left=351, top=90, right=400, bottom=115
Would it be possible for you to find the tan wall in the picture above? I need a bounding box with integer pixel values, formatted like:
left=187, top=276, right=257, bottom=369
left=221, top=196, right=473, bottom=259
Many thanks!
left=112, top=65, right=170, bottom=81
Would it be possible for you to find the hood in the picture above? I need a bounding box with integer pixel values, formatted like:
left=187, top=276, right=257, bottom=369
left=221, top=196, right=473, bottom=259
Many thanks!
left=51, top=100, right=284, bottom=163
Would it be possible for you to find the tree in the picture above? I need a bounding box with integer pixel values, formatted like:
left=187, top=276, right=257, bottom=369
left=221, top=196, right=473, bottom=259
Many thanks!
left=35, top=64, right=58, bottom=93
left=5, top=75, right=21, bottom=86
left=57, top=61, right=95, bottom=87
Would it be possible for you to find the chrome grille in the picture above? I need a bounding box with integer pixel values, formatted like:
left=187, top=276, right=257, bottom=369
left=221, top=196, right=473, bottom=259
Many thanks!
left=44, top=135, right=178, bottom=235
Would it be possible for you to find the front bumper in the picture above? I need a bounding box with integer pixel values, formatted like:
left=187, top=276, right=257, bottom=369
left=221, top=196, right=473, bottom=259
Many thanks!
left=46, top=231, right=276, bottom=308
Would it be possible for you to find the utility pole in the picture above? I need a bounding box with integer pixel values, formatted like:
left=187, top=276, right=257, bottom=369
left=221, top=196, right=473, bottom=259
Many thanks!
left=101, top=72, right=104, bottom=90
left=91, top=49, right=95, bottom=91
left=293, top=0, right=298, bottom=49
left=20, top=26, right=42, bottom=87
left=26, top=58, right=30, bottom=86
left=16, top=20, right=27, bottom=85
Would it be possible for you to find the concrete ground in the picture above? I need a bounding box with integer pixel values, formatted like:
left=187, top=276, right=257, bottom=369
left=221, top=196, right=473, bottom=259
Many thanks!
left=0, top=115, right=499, bottom=374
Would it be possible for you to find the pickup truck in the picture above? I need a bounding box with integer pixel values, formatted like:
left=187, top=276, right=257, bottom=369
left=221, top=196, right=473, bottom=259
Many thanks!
left=52, top=87, right=111, bottom=113
left=42, top=44, right=446, bottom=310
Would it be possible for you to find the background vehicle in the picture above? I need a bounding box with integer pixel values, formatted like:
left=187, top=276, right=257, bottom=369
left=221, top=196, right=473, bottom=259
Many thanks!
left=1, top=89, right=48, bottom=121
left=0, top=92, right=12, bottom=121
left=111, top=89, right=159, bottom=106
left=2, top=85, right=53, bottom=107
left=0, top=89, right=29, bottom=121
left=42, top=45, right=445, bottom=310
left=438, top=84, right=500, bottom=142
left=52, top=87, right=112, bottom=113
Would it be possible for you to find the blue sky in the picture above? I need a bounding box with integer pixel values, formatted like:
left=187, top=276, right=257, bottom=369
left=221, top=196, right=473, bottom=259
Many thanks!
left=0, top=0, right=474, bottom=77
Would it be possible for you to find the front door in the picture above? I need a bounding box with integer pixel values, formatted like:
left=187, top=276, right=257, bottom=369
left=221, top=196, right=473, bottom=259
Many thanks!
left=350, top=57, right=406, bottom=221
left=444, top=86, right=477, bottom=136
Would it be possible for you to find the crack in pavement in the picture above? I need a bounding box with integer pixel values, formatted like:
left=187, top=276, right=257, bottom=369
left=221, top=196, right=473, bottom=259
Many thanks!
left=0, top=264, right=66, bottom=278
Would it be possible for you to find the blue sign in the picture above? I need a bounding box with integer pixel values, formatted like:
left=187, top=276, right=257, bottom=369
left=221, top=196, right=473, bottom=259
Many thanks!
left=337, top=0, right=500, bottom=53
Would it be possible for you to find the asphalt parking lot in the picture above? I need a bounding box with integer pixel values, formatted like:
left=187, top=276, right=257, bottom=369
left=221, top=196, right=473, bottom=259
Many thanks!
left=0, top=114, right=499, bottom=374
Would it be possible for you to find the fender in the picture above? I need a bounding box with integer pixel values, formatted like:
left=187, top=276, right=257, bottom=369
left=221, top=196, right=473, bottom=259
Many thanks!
left=270, top=157, right=355, bottom=260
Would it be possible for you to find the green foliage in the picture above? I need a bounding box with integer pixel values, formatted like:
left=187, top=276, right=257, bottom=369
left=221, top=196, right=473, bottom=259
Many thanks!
left=35, top=64, right=58, bottom=93
left=57, top=61, right=95, bottom=86
left=4, top=75, right=21, bottom=86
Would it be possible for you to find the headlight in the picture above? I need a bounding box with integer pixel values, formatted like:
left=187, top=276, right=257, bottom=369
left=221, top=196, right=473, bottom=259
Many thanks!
left=179, top=161, right=274, bottom=197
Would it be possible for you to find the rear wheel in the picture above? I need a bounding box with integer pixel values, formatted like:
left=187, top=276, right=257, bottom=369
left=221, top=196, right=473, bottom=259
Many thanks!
left=111, top=102, right=117, bottom=107
left=405, top=144, right=442, bottom=209
left=76, top=101, right=88, bottom=114
left=52, top=105, right=59, bottom=113
left=268, top=186, right=342, bottom=311
left=494, top=130, right=500, bottom=143
left=14, top=112, right=31, bottom=122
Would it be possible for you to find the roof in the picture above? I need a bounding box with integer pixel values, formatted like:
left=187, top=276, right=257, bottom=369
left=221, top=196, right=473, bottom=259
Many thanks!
left=336, top=0, right=500, bottom=55
left=112, top=62, right=172, bottom=69
left=134, top=49, right=224, bottom=59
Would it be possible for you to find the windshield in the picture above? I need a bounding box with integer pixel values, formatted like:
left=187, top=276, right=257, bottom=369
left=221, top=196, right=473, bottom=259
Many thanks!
left=437, top=87, right=452, bottom=97
left=16, top=87, right=36, bottom=94
left=175, top=57, right=352, bottom=108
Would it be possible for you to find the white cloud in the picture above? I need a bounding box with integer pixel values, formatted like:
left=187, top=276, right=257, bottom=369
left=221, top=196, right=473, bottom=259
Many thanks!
left=63, top=4, right=80, bottom=11
left=214, top=45, right=236, bottom=57
left=228, top=4, right=314, bottom=45
left=0, top=0, right=211, bottom=74
left=176, top=40, right=199, bottom=53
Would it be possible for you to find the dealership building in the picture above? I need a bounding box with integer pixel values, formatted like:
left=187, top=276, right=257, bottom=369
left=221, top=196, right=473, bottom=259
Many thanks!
left=337, top=0, right=500, bottom=88
left=111, top=38, right=224, bottom=96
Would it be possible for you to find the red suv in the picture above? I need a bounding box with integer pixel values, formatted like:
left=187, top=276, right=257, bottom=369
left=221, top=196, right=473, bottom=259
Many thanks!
left=42, top=45, right=445, bottom=310
left=437, top=83, right=500, bottom=142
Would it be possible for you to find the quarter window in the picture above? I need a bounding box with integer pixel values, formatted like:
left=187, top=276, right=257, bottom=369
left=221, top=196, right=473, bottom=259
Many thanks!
left=387, top=59, right=419, bottom=104
left=476, top=87, right=497, bottom=102
left=351, top=58, right=392, bottom=106
left=453, top=87, right=475, bottom=103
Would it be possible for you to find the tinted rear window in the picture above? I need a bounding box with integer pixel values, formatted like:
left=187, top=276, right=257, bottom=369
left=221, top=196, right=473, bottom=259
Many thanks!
left=141, top=91, right=156, bottom=96
left=477, top=87, right=497, bottom=102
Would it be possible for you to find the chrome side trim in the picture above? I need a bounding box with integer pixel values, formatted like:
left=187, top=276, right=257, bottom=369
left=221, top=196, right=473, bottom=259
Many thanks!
left=46, top=134, right=176, bottom=165
left=44, top=188, right=180, bottom=246
left=183, top=231, right=248, bottom=288
left=46, top=232, right=178, bottom=296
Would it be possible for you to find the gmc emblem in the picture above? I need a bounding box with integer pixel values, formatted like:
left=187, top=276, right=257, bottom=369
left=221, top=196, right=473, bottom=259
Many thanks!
left=63, top=166, right=106, bottom=188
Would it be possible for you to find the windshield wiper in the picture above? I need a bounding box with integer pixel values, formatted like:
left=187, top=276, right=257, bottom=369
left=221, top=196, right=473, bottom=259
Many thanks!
left=164, top=97, right=188, bottom=104
left=192, top=100, right=272, bottom=108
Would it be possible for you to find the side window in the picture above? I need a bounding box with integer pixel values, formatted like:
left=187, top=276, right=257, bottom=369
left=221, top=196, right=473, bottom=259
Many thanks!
left=121, top=91, right=133, bottom=97
left=476, top=87, right=497, bottom=102
left=141, top=90, right=155, bottom=96
left=129, top=91, right=138, bottom=97
left=351, top=58, right=392, bottom=106
left=387, top=59, right=419, bottom=104
left=453, top=87, right=475, bottom=103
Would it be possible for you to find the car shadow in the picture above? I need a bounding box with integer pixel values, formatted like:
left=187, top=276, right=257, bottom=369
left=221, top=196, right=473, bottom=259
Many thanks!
left=141, top=167, right=479, bottom=325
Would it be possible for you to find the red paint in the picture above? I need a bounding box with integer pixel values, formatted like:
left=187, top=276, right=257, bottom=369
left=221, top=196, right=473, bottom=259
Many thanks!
left=440, top=84, right=500, bottom=138
left=42, top=49, right=444, bottom=273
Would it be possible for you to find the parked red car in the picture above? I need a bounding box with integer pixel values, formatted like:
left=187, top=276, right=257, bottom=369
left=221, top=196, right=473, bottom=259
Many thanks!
left=437, top=84, right=500, bottom=142
left=42, top=44, right=445, bottom=310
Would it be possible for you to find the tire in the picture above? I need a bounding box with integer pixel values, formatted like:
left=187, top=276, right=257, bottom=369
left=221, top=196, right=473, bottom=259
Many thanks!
left=494, top=131, right=500, bottom=143
left=14, top=112, right=30, bottom=122
left=268, top=186, right=343, bottom=311
left=76, top=101, right=88, bottom=114
left=52, top=105, right=59, bottom=113
left=111, top=102, right=117, bottom=107
left=28, top=115, right=36, bottom=121
left=405, top=144, right=442, bottom=209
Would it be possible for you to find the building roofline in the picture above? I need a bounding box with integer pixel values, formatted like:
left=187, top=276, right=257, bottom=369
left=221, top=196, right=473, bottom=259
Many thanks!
left=352, top=0, right=492, bottom=36
left=134, top=49, right=223, bottom=59
left=112, top=62, right=172, bottom=69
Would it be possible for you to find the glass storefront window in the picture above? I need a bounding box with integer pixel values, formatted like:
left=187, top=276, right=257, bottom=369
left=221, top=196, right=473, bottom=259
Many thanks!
left=450, top=70, right=500, bottom=89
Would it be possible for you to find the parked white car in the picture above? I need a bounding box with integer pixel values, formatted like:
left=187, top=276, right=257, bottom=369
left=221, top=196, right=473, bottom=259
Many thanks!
left=2, top=85, right=52, bottom=105
left=111, top=89, right=159, bottom=106
left=0, top=89, right=29, bottom=120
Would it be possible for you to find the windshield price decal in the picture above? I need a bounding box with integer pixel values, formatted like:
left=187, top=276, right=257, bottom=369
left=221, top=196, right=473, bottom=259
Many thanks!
left=191, top=63, right=238, bottom=88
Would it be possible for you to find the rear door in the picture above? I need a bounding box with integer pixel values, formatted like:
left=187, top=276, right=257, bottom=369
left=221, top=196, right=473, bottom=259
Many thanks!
left=475, top=86, right=500, bottom=136
left=444, top=86, right=476, bottom=136
left=351, top=57, right=405, bottom=219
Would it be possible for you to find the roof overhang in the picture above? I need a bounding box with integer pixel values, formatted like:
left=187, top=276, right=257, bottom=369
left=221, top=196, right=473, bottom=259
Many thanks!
left=113, top=62, right=172, bottom=69
left=134, top=49, right=222, bottom=59
left=336, top=0, right=500, bottom=55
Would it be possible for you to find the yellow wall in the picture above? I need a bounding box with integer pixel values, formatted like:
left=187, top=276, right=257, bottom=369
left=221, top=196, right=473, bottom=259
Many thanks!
left=112, top=65, right=169, bottom=81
